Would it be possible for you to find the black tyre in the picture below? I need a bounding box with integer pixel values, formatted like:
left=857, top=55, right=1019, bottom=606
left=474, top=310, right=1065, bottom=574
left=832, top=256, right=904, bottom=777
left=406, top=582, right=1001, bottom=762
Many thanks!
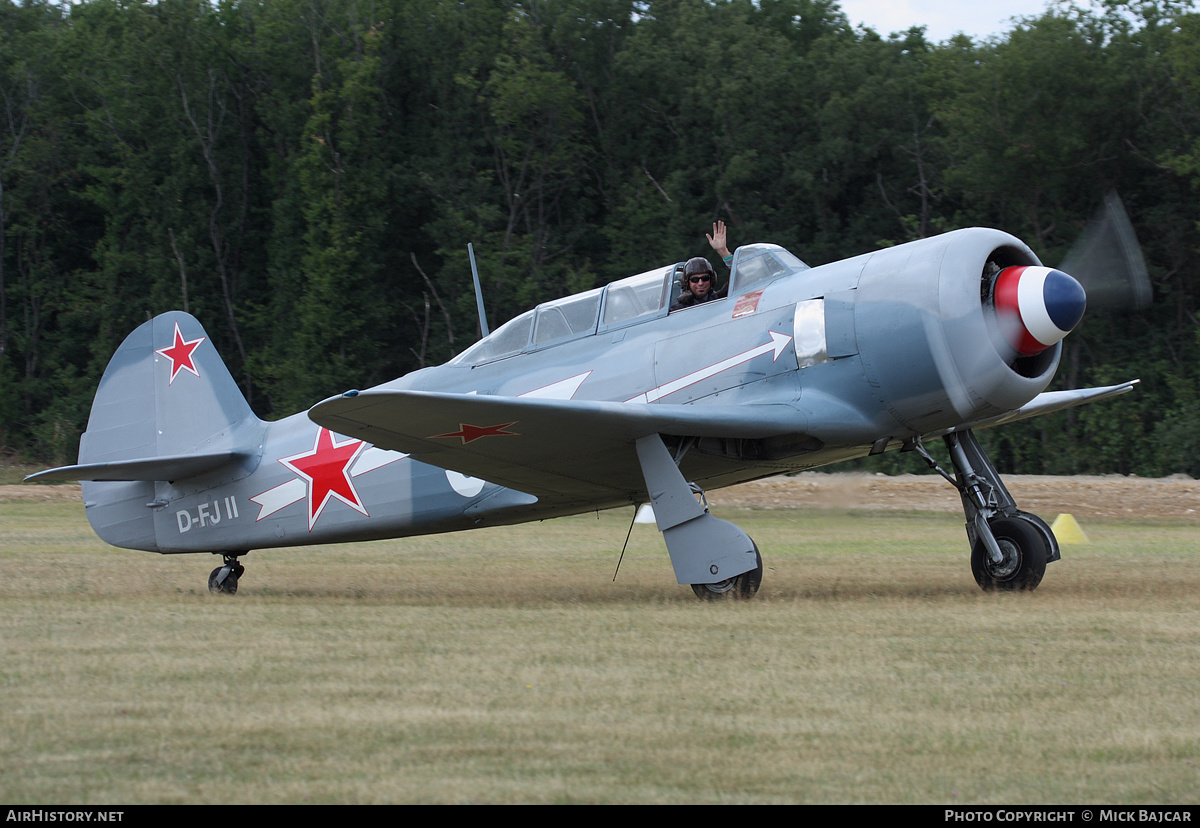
left=970, top=516, right=1048, bottom=591
left=691, top=544, right=763, bottom=600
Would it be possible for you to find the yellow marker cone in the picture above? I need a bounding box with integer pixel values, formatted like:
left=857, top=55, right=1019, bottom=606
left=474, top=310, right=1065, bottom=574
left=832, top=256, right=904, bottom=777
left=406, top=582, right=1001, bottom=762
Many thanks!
left=1051, top=513, right=1089, bottom=544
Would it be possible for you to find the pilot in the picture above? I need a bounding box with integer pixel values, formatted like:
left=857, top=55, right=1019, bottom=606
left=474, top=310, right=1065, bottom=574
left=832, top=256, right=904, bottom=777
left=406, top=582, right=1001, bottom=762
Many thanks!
left=674, top=257, right=724, bottom=308
left=673, top=221, right=734, bottom=309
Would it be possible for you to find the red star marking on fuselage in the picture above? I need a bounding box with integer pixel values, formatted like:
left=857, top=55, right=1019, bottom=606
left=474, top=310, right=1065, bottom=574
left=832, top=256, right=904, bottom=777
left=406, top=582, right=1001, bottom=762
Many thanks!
left=155, top=321, right=206, bottom=385
left=279, top=428, right=369, bottom=530
left=433, top=422, right=519, bottom=444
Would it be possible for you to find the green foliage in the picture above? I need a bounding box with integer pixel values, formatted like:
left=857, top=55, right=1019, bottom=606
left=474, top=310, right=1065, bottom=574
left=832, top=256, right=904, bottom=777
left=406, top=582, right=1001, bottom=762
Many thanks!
left=0, top=0, right=1198, bottom=477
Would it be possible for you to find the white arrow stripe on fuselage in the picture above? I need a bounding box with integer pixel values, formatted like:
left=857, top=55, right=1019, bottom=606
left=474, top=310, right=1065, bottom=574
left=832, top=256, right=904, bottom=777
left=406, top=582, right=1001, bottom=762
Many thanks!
left=351, top=446, right=408, bottom=476
left=519, top=371, right=593, bottom=400
left=625, top=331, right=793, bottom=404
left=250, top=477, right=307, bottom=520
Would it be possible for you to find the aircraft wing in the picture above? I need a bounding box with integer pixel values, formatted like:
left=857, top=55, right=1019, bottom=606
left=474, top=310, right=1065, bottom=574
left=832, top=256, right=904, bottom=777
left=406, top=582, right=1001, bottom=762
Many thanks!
left=955, top=380, right=1140, bottom=432
left=309, top=390, right=804, bottom=502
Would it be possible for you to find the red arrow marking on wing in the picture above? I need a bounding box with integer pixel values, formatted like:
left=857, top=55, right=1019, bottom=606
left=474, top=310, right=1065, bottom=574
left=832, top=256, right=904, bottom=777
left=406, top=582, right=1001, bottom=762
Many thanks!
left=626, top=331, right=792, bottom=404
left=433, top=422, right=520, bottom=444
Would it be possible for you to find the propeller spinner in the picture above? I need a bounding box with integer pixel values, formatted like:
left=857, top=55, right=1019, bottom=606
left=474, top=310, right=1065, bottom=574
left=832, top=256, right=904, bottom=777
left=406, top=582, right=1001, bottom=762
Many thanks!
left=992, top=192, right=1148, bottom=359
left=993, top=265, right=1087, bottom=356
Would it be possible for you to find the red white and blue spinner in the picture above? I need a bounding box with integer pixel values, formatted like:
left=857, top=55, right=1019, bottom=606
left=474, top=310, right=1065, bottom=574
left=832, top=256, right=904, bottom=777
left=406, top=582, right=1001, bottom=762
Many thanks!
left=993, top=266, right=1087, bottom=356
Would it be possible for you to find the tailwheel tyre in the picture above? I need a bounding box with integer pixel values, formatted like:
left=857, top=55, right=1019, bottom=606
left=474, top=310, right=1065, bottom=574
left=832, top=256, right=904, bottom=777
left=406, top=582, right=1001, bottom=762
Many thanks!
left=971, top=516, right=1048, bottom=591
left=208, top=561, right=244, bottom=595
left=691, top=544, right=763, bottom=601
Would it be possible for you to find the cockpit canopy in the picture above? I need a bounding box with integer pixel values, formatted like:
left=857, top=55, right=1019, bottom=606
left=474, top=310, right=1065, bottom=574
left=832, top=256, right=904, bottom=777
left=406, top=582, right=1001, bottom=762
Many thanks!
left=450, top=243, right=808, bottom=366
left=729, top=244, right=807, bottom=293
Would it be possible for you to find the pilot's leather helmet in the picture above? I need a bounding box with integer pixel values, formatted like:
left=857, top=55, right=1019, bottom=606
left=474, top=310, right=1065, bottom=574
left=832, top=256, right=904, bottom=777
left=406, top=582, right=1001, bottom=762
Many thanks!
left=683, top=256, right=715, bottom=283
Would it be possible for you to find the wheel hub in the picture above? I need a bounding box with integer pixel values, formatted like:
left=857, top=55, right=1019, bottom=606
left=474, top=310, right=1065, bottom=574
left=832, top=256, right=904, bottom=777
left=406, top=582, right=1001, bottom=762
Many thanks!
left=986, top=538, right=1021, bottom=580
left=698, top=577, right=737, bottom=595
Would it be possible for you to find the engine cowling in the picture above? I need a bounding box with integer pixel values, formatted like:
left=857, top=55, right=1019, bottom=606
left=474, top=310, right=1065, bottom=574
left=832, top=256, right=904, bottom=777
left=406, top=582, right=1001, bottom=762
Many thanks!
left=851, top=228, right=1085, bottom=434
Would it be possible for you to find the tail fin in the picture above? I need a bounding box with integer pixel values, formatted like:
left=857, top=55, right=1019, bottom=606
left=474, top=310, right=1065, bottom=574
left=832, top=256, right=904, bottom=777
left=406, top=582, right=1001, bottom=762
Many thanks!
left=27, top=312, right=263, bottom=551
left=82, top=312, right=259, bottom=466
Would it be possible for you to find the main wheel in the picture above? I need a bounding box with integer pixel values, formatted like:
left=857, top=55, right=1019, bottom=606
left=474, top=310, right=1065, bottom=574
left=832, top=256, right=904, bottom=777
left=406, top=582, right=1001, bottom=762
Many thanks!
left=970, top=516, right=1048, bottom=591
left=691, top=544, right=763, bottom=600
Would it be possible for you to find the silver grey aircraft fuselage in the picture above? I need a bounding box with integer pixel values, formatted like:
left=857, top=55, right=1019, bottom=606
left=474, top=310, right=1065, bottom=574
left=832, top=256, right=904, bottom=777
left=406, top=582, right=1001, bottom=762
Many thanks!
left=31, top=227, right=1136, bottom=597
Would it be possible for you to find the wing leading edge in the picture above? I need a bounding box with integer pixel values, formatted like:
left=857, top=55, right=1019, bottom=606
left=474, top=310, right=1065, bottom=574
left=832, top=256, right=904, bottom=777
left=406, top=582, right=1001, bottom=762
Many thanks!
left=309, top=390, right=806, bottom=502
left=956, top=380, right=1140, bottom=432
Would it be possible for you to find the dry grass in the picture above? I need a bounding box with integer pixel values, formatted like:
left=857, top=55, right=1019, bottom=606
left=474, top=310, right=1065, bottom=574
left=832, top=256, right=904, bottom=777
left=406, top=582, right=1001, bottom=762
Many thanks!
left=1, top=500, right=1198, bottom=804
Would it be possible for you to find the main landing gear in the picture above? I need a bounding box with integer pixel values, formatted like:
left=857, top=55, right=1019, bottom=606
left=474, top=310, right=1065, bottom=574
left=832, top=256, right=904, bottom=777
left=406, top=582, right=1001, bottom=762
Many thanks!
left=635, top=434, right=763, bottom=601
left=208, top=554, right=245, bottom=594
left=691, top=543, right=764, bottom=600
left=913, top=429, right=1057, bottom=591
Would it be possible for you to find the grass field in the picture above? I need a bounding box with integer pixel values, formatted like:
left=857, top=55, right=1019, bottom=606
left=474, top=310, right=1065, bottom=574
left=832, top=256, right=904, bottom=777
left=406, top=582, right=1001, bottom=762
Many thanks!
left=1, top=499, right=1197, bottom=804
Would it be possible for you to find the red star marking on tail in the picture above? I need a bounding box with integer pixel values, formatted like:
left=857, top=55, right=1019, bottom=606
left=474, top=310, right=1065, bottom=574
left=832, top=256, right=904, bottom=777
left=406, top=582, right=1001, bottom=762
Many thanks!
left=279, top=428, right=368, bottom=530
left=433, top=422, right=519, bottom=444
left=155, top=321, right=206, bottom=385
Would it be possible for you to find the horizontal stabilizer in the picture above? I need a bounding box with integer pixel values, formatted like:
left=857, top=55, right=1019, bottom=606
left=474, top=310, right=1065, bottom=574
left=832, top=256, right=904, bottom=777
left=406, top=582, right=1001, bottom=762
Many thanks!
left=957, top=380, right=1139, bottom=432
left=25, top=450, right=249, bottom=483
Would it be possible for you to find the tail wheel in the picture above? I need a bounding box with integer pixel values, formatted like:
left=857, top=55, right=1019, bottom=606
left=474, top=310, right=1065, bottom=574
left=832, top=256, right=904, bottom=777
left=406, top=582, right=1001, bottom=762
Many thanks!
left=970, top=516, right=1048, bottom=591
left=691, top=544, right=763, bottom=601
left=208, top=561, right=245, bottom=595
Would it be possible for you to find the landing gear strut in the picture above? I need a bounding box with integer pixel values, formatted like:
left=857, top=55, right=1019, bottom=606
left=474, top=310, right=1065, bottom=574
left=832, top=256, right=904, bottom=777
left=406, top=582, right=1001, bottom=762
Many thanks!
left=913, top=430, right=1057, bottom=591
left=208, top=554, right=245, bottom=594
left=634, top=434, right=762, bottom=600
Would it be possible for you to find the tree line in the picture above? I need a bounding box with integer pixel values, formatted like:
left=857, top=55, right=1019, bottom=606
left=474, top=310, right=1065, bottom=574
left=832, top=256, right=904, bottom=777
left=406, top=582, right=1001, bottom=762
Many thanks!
left=2, top=0, right=1199, bottom=476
